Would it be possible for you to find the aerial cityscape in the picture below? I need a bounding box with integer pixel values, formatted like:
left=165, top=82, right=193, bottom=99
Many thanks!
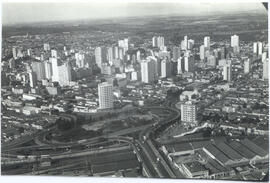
left=1, top=2, right=269, bottom=182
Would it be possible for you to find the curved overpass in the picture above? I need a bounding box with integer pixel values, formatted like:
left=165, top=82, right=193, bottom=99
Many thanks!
left=2, top=106, right=181, bottom=178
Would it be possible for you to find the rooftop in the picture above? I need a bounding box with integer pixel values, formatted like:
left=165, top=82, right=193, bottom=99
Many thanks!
left=183, top=161, right=208, bottom=173
left=240, top=138, right=268, bottom=157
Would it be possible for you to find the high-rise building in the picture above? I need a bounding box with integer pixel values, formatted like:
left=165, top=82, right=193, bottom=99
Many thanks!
left=151, top=57, right=161, bottom=77
left=146, top=56, right=159, bottom=78
left=16, top=49, right=23, bottom=58
left=258, top=42, right=263, bottom=56
left=98, top=82, right=114, bottom=109
left=141, top=59, right=156, bottom=83
left=200, top=45, right=205, bottom=60
left=207, top=55, right=216, bottom=67
left=50, top=57, right=60, bottom=82
left=32, top=62, right=46, bottom=81
left=152, top=36, right=158, bottom=47
left=262, top=52, right=267, bottom=62
left=231, top=35, right=239, bottom=47
left=181, top=35, right=188, bottom=50
left=223, top=61, right=232, bottom=82
left=171, top=61, right=178, bottom=76
left=28, top=71, right=37, bottom=88
left=253, top=42, right=258, bottom=54
left=231, top=35, right=239, bottom=52
left=44, top=61, right=53, bottom=80
left=213, top=49, right=219, bottom=59
left=204, top=36, right=210, bottom=50
left=44, top=43, right=50, bottom=51
left=172, top=46, right=181, bottom=61
left=118, top=48, right=124, bottom=60
left=51, top=49, right=57, bottom=58
left=58, top=62, right=72, bottom=86
left=131, top=71, right=138, bottom=81
left=95, top=47, right=107, bottom=68
left=101, top=63, right=115, bottom=75
left=161, top=59, right=171, bottom=78
left=107, top=47, right=115, bottom=65
left=114, top=46, right=119, bottom=59
left=263, top=59, right=268, bottom=80
left=184, top=55, right=194, bottom=72
left=187, top=39, right=195, bottom=50
left=158, top=50, right=171, bottom=60
left=12, top=46, right=17, bottom=59
left=118, top=38, right=129, bottom=53
left=136, top=50, right=141, bottom=61
left=40, top=54, right=45, bottom=61
left=181, top=101, right=197, bottom=125
left=244, top=58, right=251, bottom=74
left=157, top=36, right=165, bottom=48
left=75, top=53, right=85, bottom=68
left=177, top=57, right=184, bottom=74
left=220, top=47, right=227, bottom=59
left=9, top=59, right=15, bottom=69
left=27, top=49, right=32, bottom=57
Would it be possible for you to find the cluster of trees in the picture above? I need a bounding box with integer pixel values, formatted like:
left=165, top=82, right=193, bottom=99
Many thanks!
left=56, top=115, right=77, bottom=131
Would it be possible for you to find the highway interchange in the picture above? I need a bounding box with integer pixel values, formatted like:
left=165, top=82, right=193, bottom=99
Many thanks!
left=2, top=106, right=183, bottom=178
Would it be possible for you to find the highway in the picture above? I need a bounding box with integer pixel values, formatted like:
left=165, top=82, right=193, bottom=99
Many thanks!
left=2, top=106, right=183, bottom=178
left=113, top=136, right=159, bottom=178
left=134, top=106, right=181, bottom=178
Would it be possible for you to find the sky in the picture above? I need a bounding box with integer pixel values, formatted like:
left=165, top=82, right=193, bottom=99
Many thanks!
left=2, top=2, right=267, bottom=25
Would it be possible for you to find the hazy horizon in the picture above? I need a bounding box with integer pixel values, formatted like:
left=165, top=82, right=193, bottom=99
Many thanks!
left=2, top=2, right=268, bottom=25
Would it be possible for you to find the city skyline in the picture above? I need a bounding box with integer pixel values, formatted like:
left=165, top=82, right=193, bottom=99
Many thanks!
left=2, top=2, right=267, bottom=25
left=1, top=2, right=268, bottom=182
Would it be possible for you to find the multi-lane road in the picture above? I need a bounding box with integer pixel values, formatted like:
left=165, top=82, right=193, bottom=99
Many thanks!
left=2, top=106, right=183, bottom=178
left=137, top=106, right=181, bottom=178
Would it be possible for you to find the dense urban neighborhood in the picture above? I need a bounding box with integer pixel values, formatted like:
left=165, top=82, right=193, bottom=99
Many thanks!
left=1, top=3, right=269, bottom=181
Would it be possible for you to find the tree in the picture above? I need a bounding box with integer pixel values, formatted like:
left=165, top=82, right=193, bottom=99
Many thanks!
left=56, top=118, right=74, bottom=131
left=18, top=127, right=25, bottom=134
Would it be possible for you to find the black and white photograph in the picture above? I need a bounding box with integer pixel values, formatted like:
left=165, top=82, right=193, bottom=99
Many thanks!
left=1, top=1, right=269, bottom=182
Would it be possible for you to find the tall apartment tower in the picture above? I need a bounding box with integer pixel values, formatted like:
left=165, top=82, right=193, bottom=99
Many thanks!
left=152, top=36, right=158, bottom=47
left=181, top=101, right=197, bottom=125
left=98, top=82, right=114, bottom=109
left=75, top=53, right=85, bottom=68
left=244, top=59, right=251, bottom=74
left=44, top=43, right=50, bottom=51
left=28, top=71, right=37, bottom=88
left=200, top=45, right=205, bottom=60
left=12, top=46, right=17, bottom=59
left=253, top=42, right=258, bottom=54
left=258, top=42, right=263, bottom=56
left=32, top=62, right=46, bottom=81
left=231, top=35, right=239, bottom=52
left=181, top=35, right=188, bottom=50
left=172, top=46, right=181, bottom=61
left=118, top=38, right=129, bottom=53
left=177, top=57, right=184, bottom=74
left=50, top=57, right=60, bottom=82
left=157, top=36, right=165, bottom=48
left=223, top=61, right=232, bottom=82
left=204, top=36, right=210, bottom=50
left=161, top=59, right=171, bottom=78
left=58, top=62, right=72, bottom=86
left=263, top=59, right=269, bottom=80
left=44, top=60, right=53, bottom=80
left=95, top=47, right=107, bottom=68
left=107, top=47, right=115, bottom=65
left=140, top=59, right=156, bottom=83
left=51, top=49, right=57, bottom=58
left=184, top=55, right=194, bottom=73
